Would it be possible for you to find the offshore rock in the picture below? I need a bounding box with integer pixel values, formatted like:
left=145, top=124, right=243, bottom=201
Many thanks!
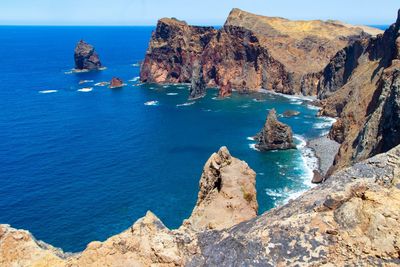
left=282, top=110, right=300, bottom=117
left=141, top=8, right=382, bottom=97
left=255, top=109, right=296, bottom=151
left=109, top=77, right=124, bottom=88
left=2, top=145, right=400, bottom=266
left=188, top=60, right=207, bottom=100
left=319, top=9, right=400, bottom=173
left=74, top=40, right=102, bottom=70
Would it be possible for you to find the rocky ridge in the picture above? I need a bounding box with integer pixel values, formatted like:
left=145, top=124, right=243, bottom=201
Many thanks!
left=74, top=40, right=102, bottom=71
left=140, top=8, right=382, bottom=97
left=318, top=9, right=400, bottom=173
left=1, top=144, right=399, bottom=266
left=254, top=109, right=296, bottom=151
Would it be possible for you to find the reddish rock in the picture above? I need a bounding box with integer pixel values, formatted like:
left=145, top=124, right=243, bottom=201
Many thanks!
left=140, top=9, right=381, bottom=97
left=254, top=109, right=296, bottom=151
left=109, top=77, right=124, bottom=88
left=74, top=40, right=102, bottom=70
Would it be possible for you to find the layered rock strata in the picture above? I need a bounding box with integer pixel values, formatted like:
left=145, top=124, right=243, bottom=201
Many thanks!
left=1, top=144, right=400, bottom=266
left=254, top=109, right=296, bottom=151
left=140, top=8, right=382, bottom=97
left=74, top=40, right=102, bottom=71
left=318, top=9, right=400, bottom=173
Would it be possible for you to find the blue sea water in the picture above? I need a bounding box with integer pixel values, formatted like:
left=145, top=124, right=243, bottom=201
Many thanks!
left=0, top=26, right=338, bottom=252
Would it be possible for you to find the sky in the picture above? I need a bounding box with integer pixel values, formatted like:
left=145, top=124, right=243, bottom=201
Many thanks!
left=0, top=0, right=398, bottom=26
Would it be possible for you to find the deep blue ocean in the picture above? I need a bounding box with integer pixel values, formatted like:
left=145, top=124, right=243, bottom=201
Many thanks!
left=0, top=25, right=386, bottom=252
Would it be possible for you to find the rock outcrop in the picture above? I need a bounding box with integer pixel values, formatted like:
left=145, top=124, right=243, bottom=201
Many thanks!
left=140, top=8, right=382, bottom=97
left=2, top=144, right=400, bottom=266
left=254, top=109, right=296, bottom=151
left=318, top=9, right=400, bottom=173
left=109, top=77, right=124, bottom=88
left=74, top=40, right=102, bottom=71
left=188, top=60, right=207, bottom=100
left=182, top=146, right=257, bottom=231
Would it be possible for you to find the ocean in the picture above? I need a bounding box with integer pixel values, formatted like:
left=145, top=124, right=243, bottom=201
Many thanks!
left=0, top=26, right=363, bottom=252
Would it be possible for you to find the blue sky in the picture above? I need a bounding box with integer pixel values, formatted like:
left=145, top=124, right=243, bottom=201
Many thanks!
left=0, top=0, right=398, bottom=26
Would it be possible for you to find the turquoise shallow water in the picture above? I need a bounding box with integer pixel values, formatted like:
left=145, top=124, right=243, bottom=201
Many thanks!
left=0, top=26, right=334, bottom=252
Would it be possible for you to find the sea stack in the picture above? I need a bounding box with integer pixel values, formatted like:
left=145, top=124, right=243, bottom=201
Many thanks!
left=74, top=40, right=102, bottom=71
left=188, top=61, right=207, bottom=100
left=109, top=77, right=124, bottom=88
left=255, top=109, right=296, bottom=151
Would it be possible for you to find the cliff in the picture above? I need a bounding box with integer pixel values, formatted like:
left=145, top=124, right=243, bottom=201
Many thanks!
left=1, top=144, right=399, bottom=266
left=140, top=8, right=382, bottom=97
left=318, top=9, right=400, bottom=173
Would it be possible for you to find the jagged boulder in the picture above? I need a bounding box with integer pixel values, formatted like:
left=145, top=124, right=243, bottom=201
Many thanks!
left=74, top=40, right=102, bottom=70
left=255, top=109, right=296, bottom=151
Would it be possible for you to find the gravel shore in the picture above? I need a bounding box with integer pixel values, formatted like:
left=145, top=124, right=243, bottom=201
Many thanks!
left=307, top=135, right=340, bottom=176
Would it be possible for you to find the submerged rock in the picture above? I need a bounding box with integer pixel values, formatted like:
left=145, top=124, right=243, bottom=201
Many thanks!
left=109, top=77, right=124, bottom=88
left=282, top=110, right=300, bottom=117
left=74, top=40, right=102, bottom=70
left=188, top=60, right=207, bottom=100
left=255, top=109, right=296, bottom=151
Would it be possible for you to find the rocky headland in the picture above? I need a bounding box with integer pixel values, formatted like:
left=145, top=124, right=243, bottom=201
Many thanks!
left=140, top=8, right=382, bottom=97
left=74, top=40, right=102, bottom=71
left=254, top=109, right=296, bottom=151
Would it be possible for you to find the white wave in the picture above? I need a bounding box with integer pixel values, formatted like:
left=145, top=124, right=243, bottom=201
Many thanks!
left=39, top=90, right=58, bottom=94
left=176, top=102, right=195, bottom=107
left=163, top=85, right=170, bottom=88
left=252, top=98, right=266, bottom=102
left=177, top=86, right=187, bottom=89
left=313, top=121, right=334, bottom=129
left=129, top=77, right=140, bottom=82
left=148, top=87, right=157, bottom=90
left=94, top=82, right=110, bottom=87
left=258, top=89, right=316, bottom=102
left=294, top=134, right=307, bottom=149
left=167, top=93, right=178, bottom=96
left=258, top=172, right=265, bottom=176
left=131, top=63, right=140, bottom=67
left=144, top=100, right=159, bottom=106
left=78, top=87, right=93, bottom=92
left=248, top=144, right=260, bottom=151
left=239, top=104, right=250, bottom=108
left=306, top=104, right=321, bottom=110
left=79, top=80, right=94, bottom=84
left=247, top=137, right=255, bottom=141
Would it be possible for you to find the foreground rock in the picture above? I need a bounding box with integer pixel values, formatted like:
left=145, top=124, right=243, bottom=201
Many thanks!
left=182, top=146, right=257, bottom=231
left=318, top=9, right=400, bottom=173
left=74, top=40, right=102, bottom=71
left=0, top=147, right=257, bottom=266
left=254, top=109, right=296, bottom=151
left=141, top=8, right=382, bottom=97
left=109, top=77, right=124, bottom=88
left=2, top=144, right=400, bottom=266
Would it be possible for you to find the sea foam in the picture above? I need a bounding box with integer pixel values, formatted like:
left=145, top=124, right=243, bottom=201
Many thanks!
left=39, top=90, right=58, bottom=94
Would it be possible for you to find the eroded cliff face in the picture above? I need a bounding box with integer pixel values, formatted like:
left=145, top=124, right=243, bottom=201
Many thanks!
left=1, top=145, right=400, bottom=266
left=318, top=9, right=400, bottom=173
left=140, top=8, right=382, bottom=97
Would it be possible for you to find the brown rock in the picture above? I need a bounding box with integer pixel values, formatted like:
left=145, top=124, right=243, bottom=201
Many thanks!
left=74, top=40, right=102, bottom=70
left=109, top=77, right=124, bottom=88
left=141, top=8, right=382, bottom=97
left=282, top=110, right=300, bottom=117
left=312, top=170, right=324, bottom=184
left=255, top=109, right=296, bottom=151
left=318, top=9, right=400, bottom=173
